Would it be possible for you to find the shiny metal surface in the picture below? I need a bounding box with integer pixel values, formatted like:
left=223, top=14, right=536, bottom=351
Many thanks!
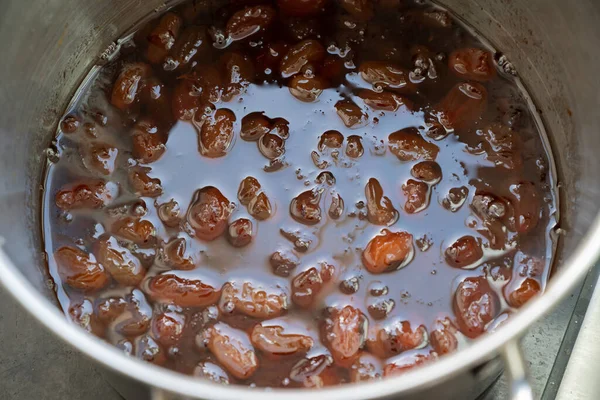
left=556, top=274, right=600, bottom=399
left=0, top=0, right=599, bottom=399
left=2, top=270, right=592, bottom=399
left=541, top=263, right=600, bottom=399
left=501, top=341, right=533, bottom=400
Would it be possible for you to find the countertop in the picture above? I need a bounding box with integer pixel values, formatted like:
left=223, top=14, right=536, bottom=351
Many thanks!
left=0, top=287, right=120, bottom=400
left=556, top=271, right=600, bottom=400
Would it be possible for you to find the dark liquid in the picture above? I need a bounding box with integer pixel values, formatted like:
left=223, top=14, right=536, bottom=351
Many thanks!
left=42, top=0, right=557, bottom=388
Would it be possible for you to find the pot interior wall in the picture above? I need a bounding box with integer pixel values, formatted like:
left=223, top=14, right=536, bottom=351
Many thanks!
left=0, top=0, right=598, bottom=343
left=442, top=0, right=600, bottom=268
left=0, top=0, right=169, bottom=300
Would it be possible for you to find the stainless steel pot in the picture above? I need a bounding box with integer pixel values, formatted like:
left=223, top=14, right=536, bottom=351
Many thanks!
left=1, top=0, right=599, bottom=399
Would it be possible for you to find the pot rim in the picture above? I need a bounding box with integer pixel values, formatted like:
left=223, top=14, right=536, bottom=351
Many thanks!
left=1, top=215, right=598, bottom=399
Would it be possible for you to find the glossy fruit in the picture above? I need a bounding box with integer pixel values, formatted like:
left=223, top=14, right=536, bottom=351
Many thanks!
left=54, top=246, right=110, bottom=291
left=111, top=63, right=151, bottom=110
left=289, top=75, right=326, bottom=102
left=42, top=0, right=557, bottom=386
left=146, top=13, right=183, bottom=63
left=186, top=186, right=233, bottom=241
left=290, top=188, right=322, bottom=225
left=365, top=178, right=398, bottom=226
left=350, top=352, right=383, bottom=382
left=205, top=322, right=259, bottom=379
left=442, top=186, right=469, bottom=212
left=157, top=199, right=181, bottom=228
left=321, top=305, right=367, bottom=367
left=506, top=278, right=541, bottom=308
left=367, top=320, right=427, bottom=358
left=388, top=128, right=439, bottom=161
left=238, top=176, right=262, bottom=205
left=186, top=65, right=224, bottom=105
left=335, top=100, right=368, bottom=128
left=383, top=350, right=434, bottom=377
left=129, top=168, right=163, bottom=197
left=193, top=362, right=230, bottom=384
left=152, top=311, right=186, bottom=347
left=149, top=274, right=222, bottom=307
left=453, top=276, right=499, bottom=338
left=328, top=192, right=344, bottom=219
left=251, top=324, right=314, bottom=357
left=506, top=181, right=540, bottom=233
left=95, top=296, right=128, bottom=324
left=69, top=299, right=103, bottom=335
left=219, top=281, right=289, bottom=319
left=438, top=82, right=487, bottom=130
left=424, top=117, right=448, bottom=140
left=291, top=263, right=334, bottom=308
left=166, top=26, right=207, bottom=70
left=55, top=180, right=117, bottom=210
left=161, top=237, right=195, bottom=270
left=477, top=123, right=522, bottom=170
left=280, top=40, right=326, bottom=78
left=115, top=290, right=153, bottom=337
left=85, top=142, right=118, bottom=176
left=449, top=48, right=496, bottom=81
left=198, top=109, right=236, bottom=157
left=318, top=130, right=344, bottom=151
left=135, top=335, right=166, bottom=365
left=367, top=298, right=395, bottom=320
left=60, top=115, right=80, bottom=133
left=270, top=250, right=300, bottom=277
left=402, top=179, right=429, bottom=214
left=171, top=77, right=204, bottom=121
left=471, top=191, right=509, bottom=249
left=241, top=112, right=271, bottom=141
left=94, top=237, right=145, bottom=285
left=359, top=61, right=414, bottom=92
left=97, top=294, right=142, bottom=332
left=316, top=171, right=336, bottom=186
left=358, top=90, right=412, bottom=112
left=132, top=119, right=166, bottom=163
left=430, top=320, right=458, bottom=356
left=345, top=135, right=364, bottom=158
left=289, top=354, right=333, bottom=386
left=227, top=218, right=254, bottom=247
left=445, top=235, right=483, bottom=268
left=362, top=229, right=414, bottom=273
left=226, top=5, right=276, bottom=42
left=220, top=52, right=255, bottom=101
left=112, top=217, right=156, bottom=246
left=410, top=161, right=442, bottom=184
left=258, top=132, right=285, bottom=160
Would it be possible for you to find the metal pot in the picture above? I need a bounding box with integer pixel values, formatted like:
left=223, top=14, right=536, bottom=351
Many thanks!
left=0, top=0, right=599, bottom=399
